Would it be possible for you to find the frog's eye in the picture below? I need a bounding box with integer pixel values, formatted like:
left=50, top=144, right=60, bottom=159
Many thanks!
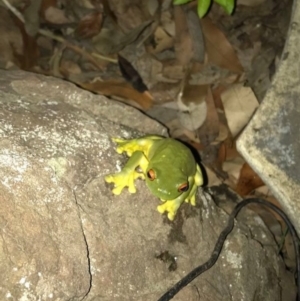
left=178, top=183, right=189, bottom=192
left=147, top=169, right=156, bottom=181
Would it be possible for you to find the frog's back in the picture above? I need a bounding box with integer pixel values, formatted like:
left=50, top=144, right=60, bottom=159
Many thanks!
left=148, top=138, right=196, bottom=175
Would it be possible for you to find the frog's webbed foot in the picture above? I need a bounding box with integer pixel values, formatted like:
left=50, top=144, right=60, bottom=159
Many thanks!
left=105, top=169, right=143, bottom=195
left=105, top=150, right=147, bottom=195
left=157, top=197, right=184, bottom=221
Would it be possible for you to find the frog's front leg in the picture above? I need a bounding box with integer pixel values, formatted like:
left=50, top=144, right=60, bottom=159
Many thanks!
left=105, top=151, right=148, bottom=195
left=157, top=193, right=187, bottom=221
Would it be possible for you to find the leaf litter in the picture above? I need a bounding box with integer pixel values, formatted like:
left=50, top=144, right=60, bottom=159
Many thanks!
left=1, top=0, right=294, bottom=276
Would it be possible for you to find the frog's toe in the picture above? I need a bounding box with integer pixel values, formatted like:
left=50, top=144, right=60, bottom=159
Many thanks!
left=127, top=183, right=137, bottom=194
left=104, top=174, right=114, bottom=184
left=157, top=204, right=165, bottom=214
left=112, top=186, right=123, bottom=195
left=184, top=195, right=196, bottom=206
left=115, top=147, right=124, bottom=154
left=167, top=212, right=176, bottom=221
left=190, top=195, right=196, bottom=206
left=157, top=200, right=180, bottom=221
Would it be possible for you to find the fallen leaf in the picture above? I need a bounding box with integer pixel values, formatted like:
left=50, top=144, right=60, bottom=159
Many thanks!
left=13, top=16, right=39, bottom=70
left=77, top=79, right=153, bottom=110
left=41, top=0, right=57, bottom=15
left=43, top=6, right=71, bottom=24
left=177, top=84, right=208, bottom=131
left=23, top=0, right=42, bottom=37
left=220, top=83, right=259, bottom=137
left=213, top=123, right=229, bottom=143
left=222, top=156, right=245, bottom=186
left=146, top=26, right=174, bottom=54
left=209, top=137, right=239, bottom=180
left=118, top=55, right=148, bottom=93
left=185, top=7, right=205, bottom=62
left=235, top=162, right=264, bottom=196
left=197, top=86, right=219, bottom=145
left=60, top=60, right=82, bottom=75
left=217, top=139, right=239, bottom=164
left=173, top=5, right=193, bottom=66
left=201, top=17, right=244, bottom=73
left=41, top=0, right=70, bottom=24
left=205, top=165, right=223, bottom=186
left=92, top=20, right=153, bottom=55
left=76, top=11, right=103, bottom=39
left=0, top=8, right=23, bottom=66
left=211, top=84, right=232, bottom=144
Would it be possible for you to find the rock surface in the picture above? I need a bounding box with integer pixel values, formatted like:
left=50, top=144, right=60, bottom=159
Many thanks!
left=0, top=70, right=296, bottom=300
left=237, top=0, right=300, bottom=236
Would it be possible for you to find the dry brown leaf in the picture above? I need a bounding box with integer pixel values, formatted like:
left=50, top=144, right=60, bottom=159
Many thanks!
left=23, top=0, right=42, bottom=37
left=222, top=156, right=245, bottom=186
left=201, top=17, right=244, bottom=74
left=60, top=60, right=82, bottom=75
left=235, top=162, right=264, bottom=196
left=146, top=26, right=174, bottom=54
left=197, top=86, right=219, bottom=145
left=78, top=79, right=153, bottom=110
left=212, top=84, right=228, bottom=108
left=41, top=0, right=57, bottom=13
left=209, top=138, right=239, bottom=180
left=221, top=83, right=259, bottom=137
left=205, top=165, right=223, bottom=186
left=0, top=8, right=23, bottom=67
left=76, top=11, right=103, bottom=39
left=211, top=84, right=232, bottom=144
left=177, top=84, right=208, bottom=131
left=173, top=5, right=193, bottom=66
left=162, top=60, right=185, bottom=80
left=181, top=83, right=208, bottom=106
left=13, top=16, right=39, bottom=70
left=40, top=0, right=68, bottom=24
left=92, top=20, right=153, bottom=55
left=43, top=7, right=71, bottom=25
left=217, top=140, right=239, bottom=164
left=213, top=123, right=229, bottom=144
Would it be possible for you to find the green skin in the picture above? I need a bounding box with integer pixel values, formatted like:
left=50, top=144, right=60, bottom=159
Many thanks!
left=105, top=136, right=203, bottom=220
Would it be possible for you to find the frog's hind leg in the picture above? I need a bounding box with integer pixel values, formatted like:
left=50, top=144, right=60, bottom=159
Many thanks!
left=112, top=136, right=163, bottom=157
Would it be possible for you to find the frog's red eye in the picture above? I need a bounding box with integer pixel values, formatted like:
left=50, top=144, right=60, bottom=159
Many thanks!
left=178, top=183, right=189, bottom=192
left=147, top=169, right=156, bottom=181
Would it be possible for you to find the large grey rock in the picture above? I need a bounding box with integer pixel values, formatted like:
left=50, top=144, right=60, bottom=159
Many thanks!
left=237, top=0, right=300, bottom=235
left=0, top=70, right=295, bottom=300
